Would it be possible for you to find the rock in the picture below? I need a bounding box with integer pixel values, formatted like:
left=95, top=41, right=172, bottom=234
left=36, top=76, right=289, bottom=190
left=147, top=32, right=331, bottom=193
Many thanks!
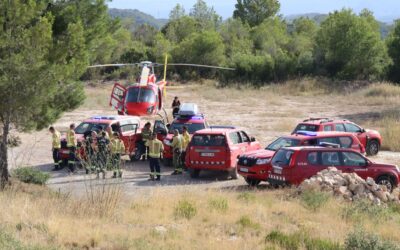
left=353, top=184, right=366, bottom=196
left=366, top=177, right=375, bottom=186
left=373, top=190, right=388, bottom=202
left=335, top=186, right=348, bottom=196
left=373, top=197, right=381, bottom=206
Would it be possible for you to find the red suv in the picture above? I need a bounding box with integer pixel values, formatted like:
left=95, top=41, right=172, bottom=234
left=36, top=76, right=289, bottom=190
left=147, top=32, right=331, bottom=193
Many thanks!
left=268, top=146, right=399, bottom=191
left=292, top=118, right=382, bottom=155
left=185, top=127, right=261, bottom=179
left=237, top=131, right=365, bottom=186
left=157, top=114, right=209, bottom=166
left=59, top=115, right=144, bottom=163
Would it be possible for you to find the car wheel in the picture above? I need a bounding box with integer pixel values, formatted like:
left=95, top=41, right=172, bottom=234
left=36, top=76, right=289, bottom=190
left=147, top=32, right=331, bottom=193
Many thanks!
left=376, top=175, right=394, bottom=192
left=230, top=168, right=238, bottom=180
left=245, top=178, right=260, bottom=187
left=366, top=140, right=380, bottom=156
left=190, top=169, right=200, bottom=178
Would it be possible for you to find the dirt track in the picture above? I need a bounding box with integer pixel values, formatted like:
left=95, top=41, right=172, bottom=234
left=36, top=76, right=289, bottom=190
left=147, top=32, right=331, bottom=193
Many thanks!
left=8, top=82, right=400, bottom=196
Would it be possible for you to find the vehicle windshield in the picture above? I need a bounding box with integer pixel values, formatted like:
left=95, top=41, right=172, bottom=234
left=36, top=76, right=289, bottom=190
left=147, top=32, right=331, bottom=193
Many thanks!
left=126, top=87, right=156, bottom=103
left=293, top=123, right=319, bottom=133
left=75, top=122, right=108, bottom=134
left=191, top=135, right=226, bottom=146
left=271, top=149, right=294, bottom=167
left=266, top=137, right=301, bottom=151
left=169, top=122, right=205, bottom=134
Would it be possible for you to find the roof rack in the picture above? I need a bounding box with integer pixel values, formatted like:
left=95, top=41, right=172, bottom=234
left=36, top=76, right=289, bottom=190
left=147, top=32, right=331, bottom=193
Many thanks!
left=209, top=125, right=236, bottom=130
left=303, top=117, right=330, bottom=122
left=319, top=142, right=341, bottom=148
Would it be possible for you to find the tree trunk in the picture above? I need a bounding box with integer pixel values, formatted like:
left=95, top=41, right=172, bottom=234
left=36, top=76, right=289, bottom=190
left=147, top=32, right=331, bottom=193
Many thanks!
left=0, top=120, right=10, bottom=190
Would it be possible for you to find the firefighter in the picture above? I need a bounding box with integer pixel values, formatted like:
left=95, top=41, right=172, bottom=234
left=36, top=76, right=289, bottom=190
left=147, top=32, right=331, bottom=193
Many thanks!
left=141, top=122, right=152, bottom=160
left=96, top=131, right=110, bottom=179
left=146, top=133, right=164, bottom=181
left=66, top=123, right=77, bottom=172
left=171, top=96, right=181, bottom=118
left=49, top=126, right=62, bottom=171
left=110, top=132, right=125, bottom=178
left=85, top=131, right=98, bottom=174
left=171, top=129, right=183, bottom=175
left=181, top=126, right=191, bottom=169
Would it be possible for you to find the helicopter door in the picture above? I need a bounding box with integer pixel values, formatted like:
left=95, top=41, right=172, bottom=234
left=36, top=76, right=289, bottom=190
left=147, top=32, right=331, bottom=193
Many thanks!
left=110, top=83, right=127, bottom=113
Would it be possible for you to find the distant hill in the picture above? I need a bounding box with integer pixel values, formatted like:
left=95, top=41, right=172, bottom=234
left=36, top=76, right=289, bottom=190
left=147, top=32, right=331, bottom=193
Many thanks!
left=108, top=8, right=168, bottom=29
left=285, top=13, right=394, bottom=38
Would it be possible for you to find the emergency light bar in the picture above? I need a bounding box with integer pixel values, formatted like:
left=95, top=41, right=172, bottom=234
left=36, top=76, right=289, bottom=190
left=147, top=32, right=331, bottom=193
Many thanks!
left=91, top=116, right=117, bottom=120
left=296, top=131, right=317, bottom=136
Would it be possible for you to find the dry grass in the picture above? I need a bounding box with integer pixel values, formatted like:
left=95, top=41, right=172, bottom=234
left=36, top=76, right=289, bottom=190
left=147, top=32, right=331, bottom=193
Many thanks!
left=2, top=181, right=400, bottom=249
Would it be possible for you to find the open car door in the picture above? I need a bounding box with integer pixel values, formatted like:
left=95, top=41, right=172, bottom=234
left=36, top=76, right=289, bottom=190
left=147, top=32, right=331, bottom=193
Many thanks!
left=110, top=83, right=127, bottom=113
left=154, top=120, right=168, bottom=141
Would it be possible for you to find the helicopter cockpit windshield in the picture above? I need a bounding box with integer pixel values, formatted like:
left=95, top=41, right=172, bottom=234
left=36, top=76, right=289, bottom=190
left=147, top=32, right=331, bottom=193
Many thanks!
left=126, top=87, right=156, bottom=103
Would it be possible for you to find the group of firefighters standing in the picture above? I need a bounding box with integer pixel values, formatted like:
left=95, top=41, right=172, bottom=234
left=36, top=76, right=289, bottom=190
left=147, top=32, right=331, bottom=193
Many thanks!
left=48, top=96, right=189, bottom=181
left=49, top=124, right=126, bottom=179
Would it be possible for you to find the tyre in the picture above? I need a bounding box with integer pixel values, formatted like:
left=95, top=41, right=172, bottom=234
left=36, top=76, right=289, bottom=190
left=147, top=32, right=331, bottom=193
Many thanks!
left=366, top=140, right=380, bottom=156
left=245, top=178, right=261, bottom=187
left=230, top=168, right=238, bottom=180
left=190, top=169, right=200, bottom=178
left=376, top=175, right=394, bottom=192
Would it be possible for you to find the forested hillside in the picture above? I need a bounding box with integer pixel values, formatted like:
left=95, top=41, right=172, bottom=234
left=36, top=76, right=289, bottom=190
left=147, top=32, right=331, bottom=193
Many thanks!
left=108, top=8, right=168, bottom=29
left=88, top=0, right=400, bottom=84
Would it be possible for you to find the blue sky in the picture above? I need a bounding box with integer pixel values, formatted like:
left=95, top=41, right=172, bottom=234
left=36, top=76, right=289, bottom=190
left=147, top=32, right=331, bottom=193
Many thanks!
left=107, top=0, right=400, bottom=22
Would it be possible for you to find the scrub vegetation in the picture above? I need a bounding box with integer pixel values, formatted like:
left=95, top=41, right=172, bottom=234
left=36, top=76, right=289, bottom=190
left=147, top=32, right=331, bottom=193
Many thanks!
left=2, top=180, right=400, bottom=249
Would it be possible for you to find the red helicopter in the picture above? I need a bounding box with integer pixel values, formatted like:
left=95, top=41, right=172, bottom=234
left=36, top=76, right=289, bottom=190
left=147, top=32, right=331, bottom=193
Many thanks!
left=89, top=57, right=234, bottom=118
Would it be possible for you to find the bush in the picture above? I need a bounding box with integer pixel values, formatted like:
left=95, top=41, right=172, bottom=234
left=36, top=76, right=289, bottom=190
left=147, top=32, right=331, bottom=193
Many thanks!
left=208, top=197, right=228, bottom=212
left=300, top=189, right=330, bottom=211
left=236, top=215, right=260, bottom=230
left=13, top=167, right=50, bottom=185
left=342, top=199, right=390, bottom=222
left=265, top=230, right=341, bottom=250
left=174, top=199, right=197, bottom=220
left=345, top=228, right=400, bottom=250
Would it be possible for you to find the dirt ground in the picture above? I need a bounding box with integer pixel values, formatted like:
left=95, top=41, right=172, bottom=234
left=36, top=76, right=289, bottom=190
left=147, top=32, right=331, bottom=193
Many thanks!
left=8, top=81, right=400, bottom=196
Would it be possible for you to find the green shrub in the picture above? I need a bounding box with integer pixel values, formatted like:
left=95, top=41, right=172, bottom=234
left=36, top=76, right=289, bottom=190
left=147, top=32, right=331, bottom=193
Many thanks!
left=208, top=197, right=228, bottom=212
left=342, top=199, right=390, bottom=222
left=265, top=230, right=341, bottom=250
left=236, top=215, right=260, bottom=230
left=300, top=189, right=330, bottom=211
left=174, top=199, right=197, bottom=220
left=13, top=167, right=50, bottom=185
left=345, top=228, right=400, bottom=250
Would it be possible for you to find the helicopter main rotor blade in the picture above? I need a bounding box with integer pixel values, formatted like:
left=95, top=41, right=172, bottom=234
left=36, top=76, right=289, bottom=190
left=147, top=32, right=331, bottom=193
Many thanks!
left=154, top=63, right=235, bottom=71
left=88, top=63, right=140, bottom=68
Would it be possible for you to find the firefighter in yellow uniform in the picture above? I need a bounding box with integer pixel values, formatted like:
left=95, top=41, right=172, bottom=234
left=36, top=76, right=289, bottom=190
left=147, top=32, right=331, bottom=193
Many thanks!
left=110, top=132, right=125, bottom=178
left=49, top=126, right=62, bottom=171
left=146, top=133, right=164, bottom=181
left=181, top=126, right=191, bottom=169
left=141, top=122, right=152, bottom=160
left=66, top=123, right=77, bottom=172
left=171, top=129, right=183, bottom=175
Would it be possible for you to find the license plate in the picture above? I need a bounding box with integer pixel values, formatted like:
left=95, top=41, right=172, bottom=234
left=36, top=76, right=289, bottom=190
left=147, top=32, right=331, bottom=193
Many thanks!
left=273, top=168, right=282, bottom=174
left=240, top=167, right=248, bottom=173
left=201, top=152, right=214, bottom=157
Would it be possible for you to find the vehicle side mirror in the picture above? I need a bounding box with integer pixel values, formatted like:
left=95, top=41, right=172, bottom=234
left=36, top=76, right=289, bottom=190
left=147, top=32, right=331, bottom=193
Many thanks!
left=360, top=128, right=366, bottom=133
left=251, top=137, right=256, bottom=142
